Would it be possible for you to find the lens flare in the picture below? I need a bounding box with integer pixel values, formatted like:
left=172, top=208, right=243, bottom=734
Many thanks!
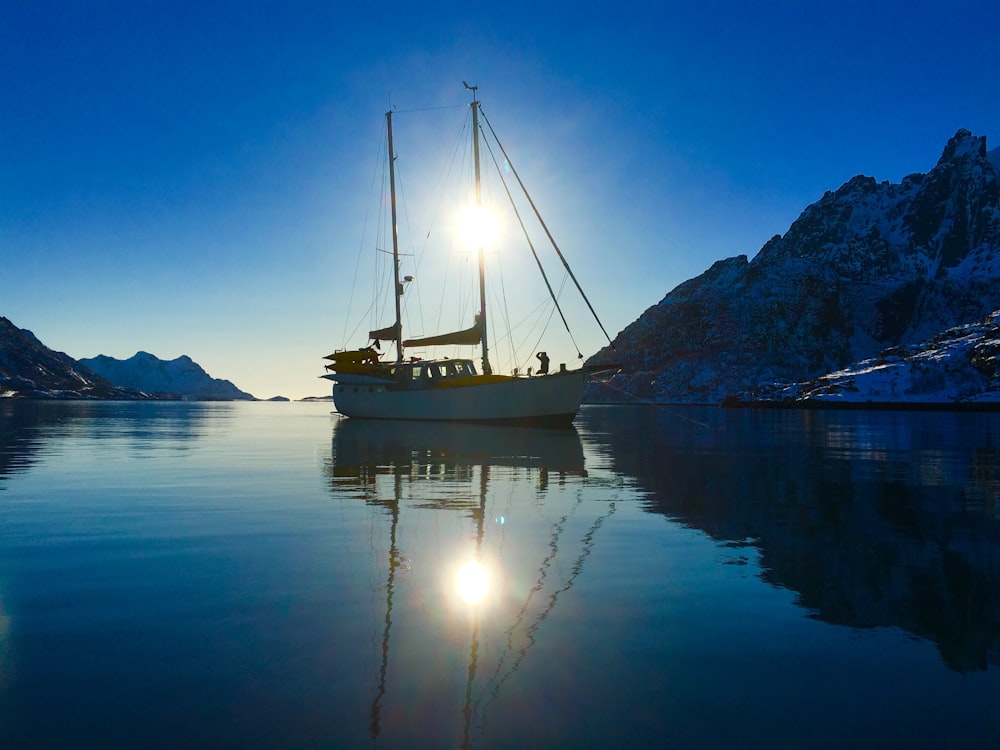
left=455, top=560, right=489, bottom=604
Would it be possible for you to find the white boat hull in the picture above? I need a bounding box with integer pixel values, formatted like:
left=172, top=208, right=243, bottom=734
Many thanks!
left=329, top=370, right=587, bottom=425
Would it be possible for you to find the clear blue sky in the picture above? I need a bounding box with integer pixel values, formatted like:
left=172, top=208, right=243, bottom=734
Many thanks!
left=2, top=1, right=998, bottom=399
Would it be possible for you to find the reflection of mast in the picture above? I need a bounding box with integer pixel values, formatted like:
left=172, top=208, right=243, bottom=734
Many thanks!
left=369, top=470, right=403, bottom=739
left=460, top=463, right=489, bottom=750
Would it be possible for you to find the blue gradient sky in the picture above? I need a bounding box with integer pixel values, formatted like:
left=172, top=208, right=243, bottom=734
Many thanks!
left=3, top=1, right=998, bottom=399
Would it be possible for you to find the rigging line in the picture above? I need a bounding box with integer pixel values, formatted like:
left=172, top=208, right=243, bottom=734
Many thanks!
left=522, top=304, right=559, bottom=374
left=428, top=113, right=474, bottom=336
left=494, top=293, right=551, bottom=343
left=487, top=254, right=518, bottom=371
left=594, top=376, right=711, bottom=428
left=371, top=153, right=394, bottom=334
left=388, top=106, right=471, bottom=342
left=487, top=294, right=557, bottom=374
left=343, top=126, right=390, bottom=347
left=514, top=272, right=572, bottom=371
left=477, top=500, right=618, bottom=733
left=491, top=288, right=561, bottom=373
left=409, top=108, right=470, bottom=337
left=473, top=491, right=587, bottom=723
left=516, top=274, right=572, bottom=371
left=480, top=128, right=582, bottom=358
left=392, top=103, right=466, bottom=114
left=479, top=106, right=616, bottom=351
left=489, top=269, right=521, bottom=374
left=343, top=300, right=377, bottom=346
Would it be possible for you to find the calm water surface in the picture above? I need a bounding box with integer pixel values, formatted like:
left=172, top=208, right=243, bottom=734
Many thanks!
left=0, top=401, right=998, bottom=748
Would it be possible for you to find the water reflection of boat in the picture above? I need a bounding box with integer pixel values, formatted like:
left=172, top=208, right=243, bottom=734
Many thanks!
left=325, top=415, right=609, bottom=747
left=329, top=416, right=586, bottom=481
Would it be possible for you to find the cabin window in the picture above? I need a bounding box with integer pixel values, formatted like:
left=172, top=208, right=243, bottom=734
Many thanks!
left=411, top=366, right=423, bottom=380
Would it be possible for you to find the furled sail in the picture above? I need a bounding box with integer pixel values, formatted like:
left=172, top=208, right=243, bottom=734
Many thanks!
left=403, top=316, right=482, bottom=348
left=368, top=322, right=401, bottom=341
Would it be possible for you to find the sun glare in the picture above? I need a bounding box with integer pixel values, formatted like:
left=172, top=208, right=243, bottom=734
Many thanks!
left=455, top=560, right=490, bottom=604
left=456, top=205, right=500, bottom=249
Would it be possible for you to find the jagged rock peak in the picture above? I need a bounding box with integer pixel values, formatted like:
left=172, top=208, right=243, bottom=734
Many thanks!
left=939, top=128, right=987, bottom=163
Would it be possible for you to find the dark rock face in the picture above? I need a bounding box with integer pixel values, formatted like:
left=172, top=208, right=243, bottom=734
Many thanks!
left=1, top=317, right=252, bottom=400
left=588, top=130, right=1000, bottom=404
left=750, top=311, right=1000, bottom=406
left=0, top=317, right=148, bottom=399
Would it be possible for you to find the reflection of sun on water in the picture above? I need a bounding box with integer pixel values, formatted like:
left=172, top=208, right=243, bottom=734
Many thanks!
left=455, top=561, right=489, bottom=604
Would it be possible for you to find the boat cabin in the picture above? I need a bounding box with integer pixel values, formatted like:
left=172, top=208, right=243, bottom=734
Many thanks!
left=387, top=358, right=478, bottom=389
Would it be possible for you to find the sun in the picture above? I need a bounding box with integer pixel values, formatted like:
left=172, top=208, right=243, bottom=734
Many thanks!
left=456, top=205, right=500, bottom=250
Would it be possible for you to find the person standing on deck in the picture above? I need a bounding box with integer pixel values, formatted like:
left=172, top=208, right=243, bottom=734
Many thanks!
left=536, top=351, right=550, bottom=375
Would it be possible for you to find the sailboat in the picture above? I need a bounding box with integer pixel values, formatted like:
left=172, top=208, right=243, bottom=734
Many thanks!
left=322, top=85, right=615, bottom=426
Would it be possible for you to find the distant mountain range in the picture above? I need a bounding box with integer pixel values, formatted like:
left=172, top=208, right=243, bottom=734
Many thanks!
left=588, top=129, right=1000, bottom=406
left=80, top=352, right=254, bottom=401
left=0, top=317, right=255, bottom=400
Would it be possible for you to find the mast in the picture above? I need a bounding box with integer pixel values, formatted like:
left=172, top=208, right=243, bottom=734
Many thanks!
left=386, top=109, right=404, bottom=363
left=468, top=86, right=492, bottom=375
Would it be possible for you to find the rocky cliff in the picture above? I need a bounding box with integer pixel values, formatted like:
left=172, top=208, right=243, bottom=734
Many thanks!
left=0, top=317, right=148, bottom=399
left=588, top=130, right=1000, bottom=405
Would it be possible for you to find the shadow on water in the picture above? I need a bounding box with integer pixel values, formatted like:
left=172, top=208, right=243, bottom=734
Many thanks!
left=576, top=405, right=1000, bottom=673
left=323, top=417, right=613, bottom=749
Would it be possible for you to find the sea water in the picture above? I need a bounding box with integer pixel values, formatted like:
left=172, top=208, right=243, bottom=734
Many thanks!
left=1, top=401, right=998, bottom=749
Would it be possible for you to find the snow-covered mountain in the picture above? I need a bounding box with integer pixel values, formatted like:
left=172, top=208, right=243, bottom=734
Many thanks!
left=588, top=129, right=1000, bottom=405
left=80, top=352, right=255, bottom=401
left=745, top=310, right=1000, bottom=406
left=0, top=316, right=148, bottom=399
